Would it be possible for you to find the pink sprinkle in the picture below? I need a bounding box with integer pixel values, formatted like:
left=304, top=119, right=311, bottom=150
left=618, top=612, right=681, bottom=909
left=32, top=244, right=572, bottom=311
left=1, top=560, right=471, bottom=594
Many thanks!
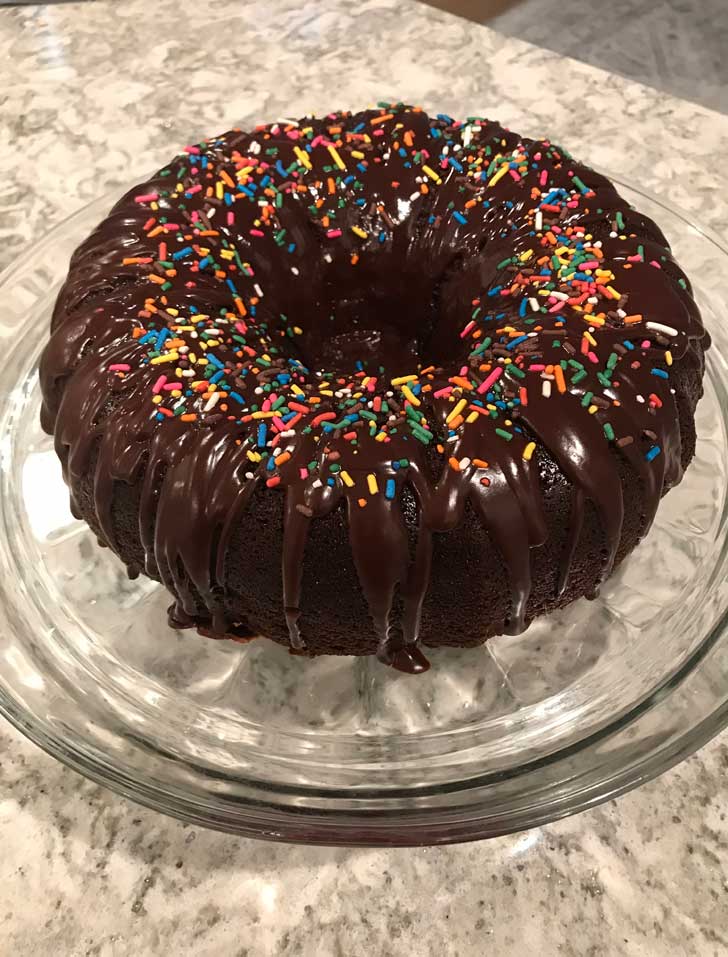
left=539, top=170, right=548, bottom=186
left=262, top=398, right=271, bottom=412
left=286, top=129, right=300, bottom=139
left=327, top=229, right=342, bottom=238
left=587, top=351, right=599, bottom=364
left=134, top=193, right=158, bottom=204
left=184, top=145, right=201, bottom=155
left=459, top=365, right=468, bottom=376
left=508, top=169, right=521, bottom=181
left=235, top=321, right=248, bottom=335
left=108, top=363, right=130, bottom=372
left=627, top=254, right=642, bottom=262
left=272, top=416, right=287, bottom=432
left=190, top=166, right=199, bottom=175
left=434, top=386, right=453, bottom=399
left=366, top=377, right=377, bottom=393
left=459, top=320, right=475, bottom=339
left=311, top=135, right=324, bottom=148
left=641, top=340, right=651, bottom=348
left=580, top=260, right=599, bottom=269
left=650, top=260, right=662, bottom=269
left=566, top=200, right=579, bottom=208
left=478, top=367, right=503, bottom=394
left=548, top=301, right=565, bottom=313
left=529, top=364, right=546, bottom=372
left=163, top=382, right=183, bottom=391
left=152, top=375, right=167, bottom=394
left=250, top=229, right=265, bottom=237
left=185, top=184, right=202, bottom=195
left=227, top=212, right=235, bottom=226
left=299, top=468, right=308, bottom=480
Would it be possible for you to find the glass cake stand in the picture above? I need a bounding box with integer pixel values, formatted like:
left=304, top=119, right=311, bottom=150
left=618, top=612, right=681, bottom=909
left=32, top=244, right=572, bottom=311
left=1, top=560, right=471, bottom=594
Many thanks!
left=0, top=177, right=727, bottom=847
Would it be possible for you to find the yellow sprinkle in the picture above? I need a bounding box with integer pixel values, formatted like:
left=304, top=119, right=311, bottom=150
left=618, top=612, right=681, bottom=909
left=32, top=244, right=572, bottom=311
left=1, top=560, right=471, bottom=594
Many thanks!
left=519, top=249, right=533, bottom=262
left=247, top=451, right=262, bottom=463
left=152, top=395, right=162, bottom=405
left=291, top=384, right=304, bottom=396
left=294, top=146, right=312, bottom=170
left=351, top=150, right=365, bottom=159
left=328, top=145, right=347, bottom=170
left=341, top=470, right=355, bottom=488
left=251, top=411, right=277, bottom=419
left=583, top=331, right=597, bottom=347
left=466, top=411, right=479, bottom=424
left=367, top=473, right=378, bottom=495
left=488, top=165, right=508, bottom=188
left=220, top=249, right=235, bottom=260
left=351, top=226, right=368, bottom=239
left=391, top=374, right=418, bottom=386
left=666, top=351, right=673, bottom=366
left=422, top=164, right=442, bottom=184
left=374, top=432, right=388, bottom=442
left=401, top=385, right=420, bottom=406
left=320, top=389, right=334, bottom=397
left=293, top=326, right=303, bottom=335
left=215, top=181, right=224, bottom=200
left=588, top=404, right=598, bottom=414
left=446, top=399, right=467, bottom=424
left=150, top=351, right=179, bottom=365
left=523, top=441, right=536, bottom=461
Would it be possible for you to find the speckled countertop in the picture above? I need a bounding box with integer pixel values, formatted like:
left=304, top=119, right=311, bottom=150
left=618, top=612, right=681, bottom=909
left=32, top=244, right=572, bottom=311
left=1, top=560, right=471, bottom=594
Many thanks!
left=2, top=2, right=728, bottom=954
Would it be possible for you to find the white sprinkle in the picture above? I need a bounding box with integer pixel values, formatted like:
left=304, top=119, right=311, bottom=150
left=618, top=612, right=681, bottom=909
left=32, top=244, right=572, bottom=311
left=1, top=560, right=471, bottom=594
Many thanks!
left=410, top=191, right=421, bottom=202
left=249, top=141, right=261, bottom=155
left=535, top=210, right=543, bottom=232
left=542, top=380, right=552, bottom=398
left=636, top=394, right=645, bottom=404
left=323, top=253, right=332, bottom=263
left=203, top=393, right=221, bottom=412
left=459, top=456, right=471, bottom=469
left=529, top=297, right=540, bottom=312
left=646, top=321, right=678, bottom=337
left=291, top=267, right=299, bottom=275
left=312, top=478, right=323, bottom=489
left=550, top=291, right=569, bottom=301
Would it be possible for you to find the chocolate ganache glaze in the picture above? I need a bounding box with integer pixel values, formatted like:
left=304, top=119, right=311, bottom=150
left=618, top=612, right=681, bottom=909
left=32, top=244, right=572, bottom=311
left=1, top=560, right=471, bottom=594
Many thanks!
left=40, top=105, right=707, bottom=674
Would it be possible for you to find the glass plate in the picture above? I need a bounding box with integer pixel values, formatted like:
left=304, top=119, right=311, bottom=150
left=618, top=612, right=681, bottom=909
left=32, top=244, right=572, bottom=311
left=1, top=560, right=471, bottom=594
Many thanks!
left=1, top=177, right=727, bottom=847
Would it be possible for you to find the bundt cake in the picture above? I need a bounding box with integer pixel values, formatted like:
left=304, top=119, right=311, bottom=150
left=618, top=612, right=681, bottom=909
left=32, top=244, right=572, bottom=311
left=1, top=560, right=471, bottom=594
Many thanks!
left=40, top=104, right=708, bottom=674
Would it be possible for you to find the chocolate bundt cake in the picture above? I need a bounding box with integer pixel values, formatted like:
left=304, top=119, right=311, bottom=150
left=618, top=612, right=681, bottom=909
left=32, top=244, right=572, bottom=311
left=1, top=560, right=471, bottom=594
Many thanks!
left=40, top=105, right=707, bottom=674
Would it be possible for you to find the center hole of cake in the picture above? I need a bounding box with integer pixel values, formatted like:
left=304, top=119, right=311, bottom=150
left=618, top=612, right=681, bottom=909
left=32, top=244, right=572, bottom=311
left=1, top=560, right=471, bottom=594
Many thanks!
left=295, top=278, right=451, bottom=375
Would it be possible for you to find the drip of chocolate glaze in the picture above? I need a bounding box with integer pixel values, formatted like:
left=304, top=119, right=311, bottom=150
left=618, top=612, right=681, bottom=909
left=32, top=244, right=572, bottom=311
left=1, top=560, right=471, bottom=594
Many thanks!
left=39, top=107, right=707, bottom=674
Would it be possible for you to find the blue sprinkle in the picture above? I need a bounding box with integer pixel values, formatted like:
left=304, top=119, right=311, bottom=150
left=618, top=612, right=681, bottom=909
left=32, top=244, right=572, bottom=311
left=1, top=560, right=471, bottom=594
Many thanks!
left=448, top=157, right=464, bottom=172
left=266, top=457, right=276, bottom=471
left=651, top=368, right=669, bottom=379
left=385, top=479, right=396, bottom=500
left=327, top=477, right=336, bottom=487
left=506, top=334, right=529, bottom=350
left=257, top=424, right=267, bottom=448
left=210, top=370, right=225, bottom=384
left=453, top=211, right=468, bottom=225
left=228, top=392, right=245, bottom=404
left=645, top=445, right=661, bottom=461
left=226, top=278, right=239, bottom=295
left=198, top=256, right=211, bottom=270
left=206, top=353, right=224, bottom=369
left=519, top=298, right=528, bottom=317
left=623, top=340, right=635, bottom=351
left=172, top=246, right=193, bottom=260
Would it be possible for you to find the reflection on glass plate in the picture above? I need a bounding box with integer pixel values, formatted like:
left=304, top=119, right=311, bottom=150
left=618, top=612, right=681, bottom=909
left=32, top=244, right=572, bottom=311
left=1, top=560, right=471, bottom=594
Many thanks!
left=0, top=178, right=727, bottom=846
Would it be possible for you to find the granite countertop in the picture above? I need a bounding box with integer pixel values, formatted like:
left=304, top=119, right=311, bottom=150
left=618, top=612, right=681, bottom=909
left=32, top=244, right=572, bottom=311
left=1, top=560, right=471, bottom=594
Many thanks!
left=2, top=1, right=728, bottom=954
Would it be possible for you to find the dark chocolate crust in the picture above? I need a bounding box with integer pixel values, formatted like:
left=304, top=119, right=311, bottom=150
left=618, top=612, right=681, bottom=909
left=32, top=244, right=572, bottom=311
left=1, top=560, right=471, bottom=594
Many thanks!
left=40, top=106, right=707, bottom=673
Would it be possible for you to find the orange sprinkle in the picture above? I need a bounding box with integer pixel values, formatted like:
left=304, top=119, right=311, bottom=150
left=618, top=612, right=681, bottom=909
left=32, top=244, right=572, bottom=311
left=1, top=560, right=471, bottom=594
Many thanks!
left=180, top=414, right=197, bottom=422
left=448, top=456, right=461, bottom=472
left=554, top=365, right=567, bottom=394
left=371, top=113, right=394, bottom=125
